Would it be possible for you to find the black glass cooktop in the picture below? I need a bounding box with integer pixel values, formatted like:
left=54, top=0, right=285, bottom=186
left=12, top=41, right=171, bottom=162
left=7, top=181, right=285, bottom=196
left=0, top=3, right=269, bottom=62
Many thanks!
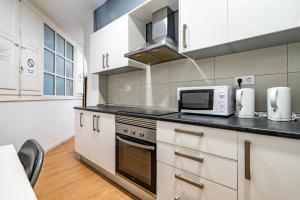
left=97, top=105, right=177, bottom=116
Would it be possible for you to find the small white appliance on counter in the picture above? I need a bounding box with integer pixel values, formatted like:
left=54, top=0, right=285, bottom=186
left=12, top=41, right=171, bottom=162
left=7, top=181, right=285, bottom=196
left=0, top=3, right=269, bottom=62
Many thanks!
left=177, top=86, right=234, bottom=116
left=267, top=87, right=292, bottom=121
left=236, top=88, right=255, bottom=118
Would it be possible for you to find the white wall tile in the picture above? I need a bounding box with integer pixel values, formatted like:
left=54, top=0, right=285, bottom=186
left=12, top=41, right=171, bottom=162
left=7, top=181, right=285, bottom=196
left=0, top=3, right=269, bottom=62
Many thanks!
left=215, top=45, right=287, bottom=78
left=288, top=72, right=300, bottom=112
left=140, top=84, right=171, bottom=107
left=118, top=85, right=141, bottom=106
left=288, top=42, right=300, bottom=72
left=117, top=71, right=141, bottom=87
left=140, top=63, right=170, bottom=85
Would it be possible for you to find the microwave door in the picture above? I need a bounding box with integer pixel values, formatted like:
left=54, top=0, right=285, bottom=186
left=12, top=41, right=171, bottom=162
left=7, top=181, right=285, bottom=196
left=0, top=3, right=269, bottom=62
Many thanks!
left=179, top=89, right=214, bottom=110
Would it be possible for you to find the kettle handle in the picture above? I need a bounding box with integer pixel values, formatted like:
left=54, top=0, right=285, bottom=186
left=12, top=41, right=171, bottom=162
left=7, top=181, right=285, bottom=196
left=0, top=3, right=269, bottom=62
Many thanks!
left=237, top=90, right=244, bottom=109
left=270, top=88, right=278, bottom=110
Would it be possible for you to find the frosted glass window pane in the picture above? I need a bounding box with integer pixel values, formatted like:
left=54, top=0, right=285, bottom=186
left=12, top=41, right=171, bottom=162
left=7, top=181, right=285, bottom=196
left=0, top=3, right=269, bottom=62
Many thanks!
left=56, top=34, right=65, bottom=56
left=56, top=77, right=65, bottom=96
left=44, top=74, right=54, bottom=95
left=44, top=24, right=55, bottom=50
left=66, top=61, right=73, bottom=78
left=44, top=49, right=54, bottom=73
left=66, top=80, right=73, bottom=96
left=56, top=56, right=65, bottom=76
left=66, top=42, right=73, bottom=61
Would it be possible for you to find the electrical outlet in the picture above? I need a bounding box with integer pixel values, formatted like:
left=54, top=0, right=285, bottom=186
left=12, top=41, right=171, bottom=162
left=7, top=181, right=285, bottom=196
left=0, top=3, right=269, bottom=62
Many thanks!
left=235, top=75, right=255, bottom=86
left=124, top=85, right=132, bottom=92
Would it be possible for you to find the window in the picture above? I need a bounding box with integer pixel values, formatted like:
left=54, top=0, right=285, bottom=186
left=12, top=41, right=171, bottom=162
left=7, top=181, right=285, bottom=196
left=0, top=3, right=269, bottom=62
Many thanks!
left=43, top=24, right=74, bottom=96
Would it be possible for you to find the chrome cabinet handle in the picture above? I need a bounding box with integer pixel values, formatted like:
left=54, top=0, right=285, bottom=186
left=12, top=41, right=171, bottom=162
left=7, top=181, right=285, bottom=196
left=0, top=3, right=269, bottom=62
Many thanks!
left=174, top=197, right=180, bottom=200
left=106, top=53, right=109, bottom=68
left=183, top=24, right=187, bottom=48
left=96, top=116, right=100, bottom=132
left=92, top=115, right=96, bottom=131
left=175, top=128, right=203, bottom=137
left=175, top=151, right=203, bottom=163
left=102, top=54, right=105, bottom=69
left=245, top=140, right=251, bottom=180
left=80, top=113, right=83, bottom=127
left=175, top=174, right=204, bottom=189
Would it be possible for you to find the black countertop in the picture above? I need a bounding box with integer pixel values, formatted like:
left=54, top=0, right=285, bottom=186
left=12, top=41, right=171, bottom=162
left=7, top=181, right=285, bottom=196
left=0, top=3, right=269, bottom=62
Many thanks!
left=74, top=105, right=300, bottom=140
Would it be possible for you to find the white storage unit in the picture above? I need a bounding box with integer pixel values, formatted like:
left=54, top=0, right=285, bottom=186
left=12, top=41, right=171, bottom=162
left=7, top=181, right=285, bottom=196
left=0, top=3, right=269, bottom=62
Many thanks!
left=157, top=121, right=238, bottom=200
left=179, top=0, right=228, bottom=53
left=0, top=0, right=19, bottom=42
left=75, top=110, right=116, bottom=175
left=238, top=132, right=300, bottom=200
left=20, top=2, right=43, bottom=95
left=90, top=14, right=145, bottom=74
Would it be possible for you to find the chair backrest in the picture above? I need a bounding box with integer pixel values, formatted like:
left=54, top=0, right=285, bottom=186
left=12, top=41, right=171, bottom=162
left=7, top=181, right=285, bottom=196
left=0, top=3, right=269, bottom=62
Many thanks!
left=18, top=139, right=44, bottom=187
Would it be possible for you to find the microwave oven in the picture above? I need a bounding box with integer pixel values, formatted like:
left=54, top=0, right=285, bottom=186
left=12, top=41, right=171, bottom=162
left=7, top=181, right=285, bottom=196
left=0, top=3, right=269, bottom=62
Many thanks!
left=177, top=86, right=234, bottom=116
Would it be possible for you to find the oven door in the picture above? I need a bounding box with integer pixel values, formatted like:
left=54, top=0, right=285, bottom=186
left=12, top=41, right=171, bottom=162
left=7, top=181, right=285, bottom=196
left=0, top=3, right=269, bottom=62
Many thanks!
left=116, top=133, right=156, bottom=194
left=179, top=89, right=214, bottom=111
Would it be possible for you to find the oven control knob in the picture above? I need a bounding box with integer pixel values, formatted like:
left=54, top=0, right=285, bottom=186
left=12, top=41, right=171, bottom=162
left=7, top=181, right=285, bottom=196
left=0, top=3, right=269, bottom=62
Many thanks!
left=123, top=128, right=128, bottom=133
left=131, top=130, right=136, bottom=135
left=139, top=131, right=144, bottom=137
left=219, top=92, right=225, bottom=99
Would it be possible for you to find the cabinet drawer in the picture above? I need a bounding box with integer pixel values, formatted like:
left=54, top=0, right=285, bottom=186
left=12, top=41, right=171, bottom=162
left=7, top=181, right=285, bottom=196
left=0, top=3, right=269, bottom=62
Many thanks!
left=157, top=121, right=238, bottom=160
left=157, top=182, right=194, bottom=200
left=157, top=141, right=237, bottom=189
left=157, top=162, right=237, bottom=200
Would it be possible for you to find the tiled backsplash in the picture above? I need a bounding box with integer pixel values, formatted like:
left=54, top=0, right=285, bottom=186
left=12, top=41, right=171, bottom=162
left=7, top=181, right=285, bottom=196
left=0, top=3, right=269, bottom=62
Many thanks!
left=106, top=42, right=300, bottom=112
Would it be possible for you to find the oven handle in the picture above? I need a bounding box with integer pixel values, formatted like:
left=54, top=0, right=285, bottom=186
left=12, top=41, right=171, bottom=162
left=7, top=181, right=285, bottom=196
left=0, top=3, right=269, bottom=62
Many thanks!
left=116, top=136, right=155, bottom=151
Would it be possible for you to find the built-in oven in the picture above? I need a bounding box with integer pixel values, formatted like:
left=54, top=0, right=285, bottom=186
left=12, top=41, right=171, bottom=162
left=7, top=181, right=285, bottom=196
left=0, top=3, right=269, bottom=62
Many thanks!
left=115, top=115, right=156, bottom=195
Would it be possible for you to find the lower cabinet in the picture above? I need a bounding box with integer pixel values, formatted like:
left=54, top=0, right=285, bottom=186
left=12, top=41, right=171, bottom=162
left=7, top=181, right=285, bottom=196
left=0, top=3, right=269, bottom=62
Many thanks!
left=75, top=110, right=115, bottom=175
left=238, top=132, right=300, bottom=200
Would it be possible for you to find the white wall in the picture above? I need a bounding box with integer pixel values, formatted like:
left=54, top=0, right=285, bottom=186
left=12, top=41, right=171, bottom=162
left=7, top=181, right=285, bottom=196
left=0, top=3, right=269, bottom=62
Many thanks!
left=0, top=100, right=81, bottom=151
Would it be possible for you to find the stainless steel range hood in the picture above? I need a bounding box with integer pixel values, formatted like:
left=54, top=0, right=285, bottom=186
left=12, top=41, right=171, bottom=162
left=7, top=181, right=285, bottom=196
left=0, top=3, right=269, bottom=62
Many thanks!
left=124, top=7, right=185, bottom=65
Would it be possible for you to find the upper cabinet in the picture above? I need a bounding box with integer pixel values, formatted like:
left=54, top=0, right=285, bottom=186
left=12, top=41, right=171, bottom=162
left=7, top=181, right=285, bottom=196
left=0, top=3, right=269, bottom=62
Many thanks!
left=0, top=0, right=19, bottom=42
left=228, top=0, right=300, bottom=42
left=20, top=2, right=43, bottom=94
left=90, top=14, right=145, bottom=74
left=179, top=0, right=227, bottom=53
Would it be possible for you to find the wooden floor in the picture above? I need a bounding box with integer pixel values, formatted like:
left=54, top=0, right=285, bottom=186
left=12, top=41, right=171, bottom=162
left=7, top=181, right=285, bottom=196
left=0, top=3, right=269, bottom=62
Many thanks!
left=34, top=138, right=138, bottom=200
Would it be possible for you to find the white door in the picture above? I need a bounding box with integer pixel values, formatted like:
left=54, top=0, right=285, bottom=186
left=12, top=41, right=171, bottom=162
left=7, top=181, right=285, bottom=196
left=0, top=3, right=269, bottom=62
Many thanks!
left=179, top=0, right=228, bottom=53
left=90, top=30, right=107, bottom=73
left=0, top=36, right=19, bottom=93
left=0, top=0, right=19, bottom=42
left=105, top=15, right=128, bottom=70
left=75, top=110, right=85, bottom=155
left=20, top=48, right=41, bottom=93
left=238, top=132, right=300, bottom=200
left=94, top=113, right=115, bottom=175
left=20, top=2, right=43, bottom=51
left=75, top=49, right=84, bottom=95
left=228, top=0, right=300, bottom=42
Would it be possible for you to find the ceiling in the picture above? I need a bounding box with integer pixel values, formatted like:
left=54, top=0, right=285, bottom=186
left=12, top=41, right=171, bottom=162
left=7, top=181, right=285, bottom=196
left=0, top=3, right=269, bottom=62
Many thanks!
left=30, top=0, right=108, bottom=47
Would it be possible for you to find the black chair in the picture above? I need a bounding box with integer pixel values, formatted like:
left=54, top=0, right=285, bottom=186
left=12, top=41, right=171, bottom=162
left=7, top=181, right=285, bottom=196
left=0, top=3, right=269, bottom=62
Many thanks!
left=18, top=139, right=44, bottom=187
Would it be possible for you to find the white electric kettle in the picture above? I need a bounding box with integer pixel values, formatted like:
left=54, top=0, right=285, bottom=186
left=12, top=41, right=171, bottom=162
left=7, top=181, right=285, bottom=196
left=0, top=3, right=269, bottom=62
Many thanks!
left=236, top=88, right=255, bottom=118
left=267, top=87, right=291, bottom=121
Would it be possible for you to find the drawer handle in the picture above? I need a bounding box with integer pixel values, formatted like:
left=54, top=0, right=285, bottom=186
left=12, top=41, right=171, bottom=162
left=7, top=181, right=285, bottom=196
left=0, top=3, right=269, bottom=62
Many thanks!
left=175, top=151, right=203, bottom=163
left=80, top=113, right=83, bottom=127
left=96, top=116, right=100, bottom=132
left=174, top=128, right=203, bottom=137
left=92, top=115, right=96, bottom=131
left=183, top=24, right=187, bottom=48
left=175, top=174, right=204, bottom=189
left=245, top=140, right=251, bottom=180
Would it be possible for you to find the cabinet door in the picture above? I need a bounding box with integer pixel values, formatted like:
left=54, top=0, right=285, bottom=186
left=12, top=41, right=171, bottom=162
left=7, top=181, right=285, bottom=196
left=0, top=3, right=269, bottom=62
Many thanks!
left=20, top=48, right=41, bottom=93
left=238, top=133, right=300, bottom=200
left=80, top=111, right=96, bottom=161
left=21, top=2, right=43, bottom=52
left=105, top=15, right=128, bottom=70
left=179, top=0, right=227, bottom=53
left=0, top=0, right=19, bottom=42
left=94, top=113, right=115, bottom=175
left=0, top=37, right=19, bottom=93
left=228, top=0, right=300, bottom=42
left=75, top=110, right=85, bottom=155
left=90, top=30, right=107, bottom=73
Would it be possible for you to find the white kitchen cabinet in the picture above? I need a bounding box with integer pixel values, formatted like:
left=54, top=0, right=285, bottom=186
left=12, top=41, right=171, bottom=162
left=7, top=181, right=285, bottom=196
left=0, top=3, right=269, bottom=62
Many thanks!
left=0, top=36, right=19, bottom=94
left=228, top=0, right=300, bottom=42
left=90, top=14, right=145, bottom=74
left=0, top=0, right=19, bottom=42
left=179, top=0, right=228, bottom=53
left=75, top=110, right=115, bottom=175
left=238, top=132, right=300, bottom=200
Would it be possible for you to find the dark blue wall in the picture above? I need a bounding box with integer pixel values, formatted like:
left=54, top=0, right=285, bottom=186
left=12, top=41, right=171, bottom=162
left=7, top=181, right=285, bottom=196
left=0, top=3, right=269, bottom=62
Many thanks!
left=94, top=0, right=147, bottom=31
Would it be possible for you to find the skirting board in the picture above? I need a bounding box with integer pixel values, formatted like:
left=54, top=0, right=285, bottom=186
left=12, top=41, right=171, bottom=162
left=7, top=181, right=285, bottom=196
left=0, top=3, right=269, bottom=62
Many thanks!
left=45, top=134, right=75, bottom=153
